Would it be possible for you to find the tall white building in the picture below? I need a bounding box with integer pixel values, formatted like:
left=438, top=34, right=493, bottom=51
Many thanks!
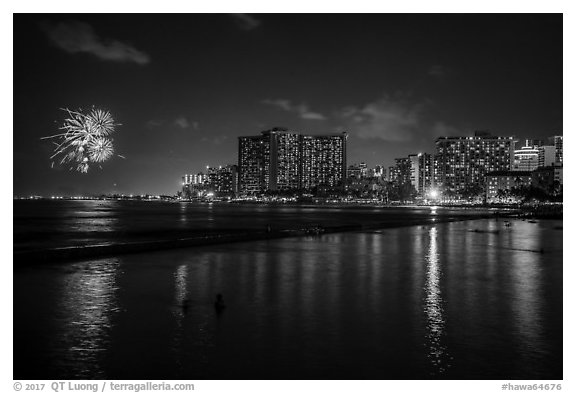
left=408, top=154, right=420, bottom=192
left=513, top=140, right=540, bottom=171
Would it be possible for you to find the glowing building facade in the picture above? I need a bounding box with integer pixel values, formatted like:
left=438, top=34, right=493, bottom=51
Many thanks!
left=391, top=153, right=434, bottom=197
left=417, top=153, right=435, bottom=196
left=238, top=135, right=266, bottom=194
left=182, top=173, right=207, bottom=186
left=300, top=134, right=347, bottom=190
left=272, top=131, right=300, bottom=190
left=238, top=128, right=347, bottom=194
left=371, top=165, right=386, bottom=179
left=408, top=154, right=420, bottom=192
left=347, top=164, right=362, bottom=179
left=513, top=140, right=540, bottom=171
left=434, top=132, right=514, bottom=194
left=207, top=165, right=238, bottom=195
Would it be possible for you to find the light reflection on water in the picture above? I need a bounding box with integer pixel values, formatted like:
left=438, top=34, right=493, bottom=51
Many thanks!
left=56, top=258, right=121, bottom=378
left=171, top=264, right=189, bottom=373
left=13, top=219, right=562, bottom=379
left=424, top=227, right=451, bottom=375
left=509, top=225, right=545, bottom=367
left=15, top=200, right=499, bottom=252
left=67, top=201, right=120, bottom=233
left=68, top=217, right=119, bottom=232
left=178, top=203, right=189, bottom=225
left=173, top=264, right=189, bottom=318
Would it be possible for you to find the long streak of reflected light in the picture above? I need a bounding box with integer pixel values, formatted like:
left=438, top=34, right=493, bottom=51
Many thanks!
left=424, top=227, right=451, bottom=375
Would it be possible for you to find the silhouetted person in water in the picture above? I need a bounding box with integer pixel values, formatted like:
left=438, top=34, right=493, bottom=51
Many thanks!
left=214, top=293, right=226, bottom=313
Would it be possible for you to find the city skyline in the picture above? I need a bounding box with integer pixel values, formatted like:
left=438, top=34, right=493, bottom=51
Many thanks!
left=14, top=14, right=562, bottom=196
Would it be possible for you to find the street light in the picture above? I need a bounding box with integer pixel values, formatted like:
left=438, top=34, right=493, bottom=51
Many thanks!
left=429, top=188, right=440, bottom=200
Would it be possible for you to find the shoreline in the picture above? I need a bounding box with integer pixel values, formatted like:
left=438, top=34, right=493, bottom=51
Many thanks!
left=14, top=212, right=514, bottom=266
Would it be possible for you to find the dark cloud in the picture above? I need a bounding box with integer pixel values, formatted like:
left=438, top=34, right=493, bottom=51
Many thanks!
left=174, top=117, right=190, bottom=129
left=229, top=14, right=261, bottom=31
left=428, top=64, right=448, bottom=78
left=338, top=94, right=462, bottom=144
left=147, top=117, right=199, bottom=130
left=40, top=20, right=150, bottom=64
left=338, top=95, right=426, bottom=142
left=261, top=98, right=326, bottom=120
left=146, top=119, right=164, bottom=129
left=262, top=98, right=291, bottom=111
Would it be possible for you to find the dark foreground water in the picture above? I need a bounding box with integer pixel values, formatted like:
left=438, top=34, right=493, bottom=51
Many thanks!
left=13, top=217, right=562, bottom=380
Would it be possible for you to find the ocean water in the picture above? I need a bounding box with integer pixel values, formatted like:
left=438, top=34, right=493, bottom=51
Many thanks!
left=13, top=200, right=496, bottom=253
left=13, top=215, right=562, bottom=380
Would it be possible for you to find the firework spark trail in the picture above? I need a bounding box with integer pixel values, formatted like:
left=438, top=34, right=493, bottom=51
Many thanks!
left=42, top=107, right=122, bottom=172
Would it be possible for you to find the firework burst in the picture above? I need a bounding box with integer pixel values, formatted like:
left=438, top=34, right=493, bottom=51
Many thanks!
left=88, top=137, right=114, bottom=163
left=43, top=107, right=122, bottom=172
left=86, top=108, right=115, bottom=136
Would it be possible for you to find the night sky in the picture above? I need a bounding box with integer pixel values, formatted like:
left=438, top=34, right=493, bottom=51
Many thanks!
left=13, top=13, right=562, bottom=196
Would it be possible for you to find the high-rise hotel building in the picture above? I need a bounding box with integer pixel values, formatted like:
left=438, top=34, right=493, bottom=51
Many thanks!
left=434, top=131, right=514, bottom=193
left=416, top=153, right=434, bottom=196
left=390, top=153, right=434, bottom=196
left=390, top=157, right=411, bottom=186
left=300, top=134, right=347, bottom=190
left=274, top=131, right=301, bottom=190
left=238, top=135, right=267, bottom=194
left=207, top=165, right=238, bottom=195
left=552, top=135, right=563, bottom=164
left=238, top=128, right=347, bottom=194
